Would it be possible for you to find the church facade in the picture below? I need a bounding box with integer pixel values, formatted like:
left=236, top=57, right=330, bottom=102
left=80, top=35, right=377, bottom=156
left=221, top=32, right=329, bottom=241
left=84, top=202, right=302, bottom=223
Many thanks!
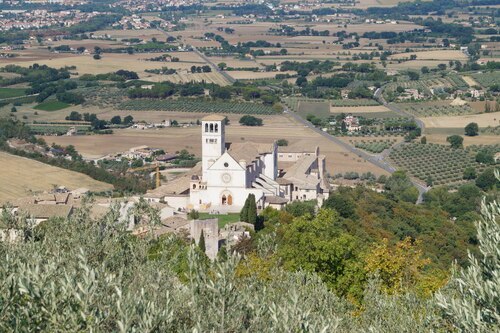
left=145, top=115, right=330, bottom=213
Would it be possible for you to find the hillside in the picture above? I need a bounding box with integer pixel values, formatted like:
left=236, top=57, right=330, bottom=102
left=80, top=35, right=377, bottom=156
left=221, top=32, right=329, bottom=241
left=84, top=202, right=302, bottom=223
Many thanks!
left=0, top=152, right=113, bottom=203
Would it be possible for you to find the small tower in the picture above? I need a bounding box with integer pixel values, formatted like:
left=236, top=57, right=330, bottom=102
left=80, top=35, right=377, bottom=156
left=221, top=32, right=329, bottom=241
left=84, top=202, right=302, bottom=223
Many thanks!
left=201, top=115, right=225, bottom=179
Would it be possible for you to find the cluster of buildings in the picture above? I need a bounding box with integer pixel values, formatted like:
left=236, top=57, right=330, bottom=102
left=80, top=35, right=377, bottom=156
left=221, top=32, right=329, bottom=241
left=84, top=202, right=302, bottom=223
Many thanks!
left=113, top=15, right=150, bottom=30
left=0, top=9, right=104, bottom=31
left=144, top=115, right=330, bottom=213
left=1, top=116, right=332, bottom=259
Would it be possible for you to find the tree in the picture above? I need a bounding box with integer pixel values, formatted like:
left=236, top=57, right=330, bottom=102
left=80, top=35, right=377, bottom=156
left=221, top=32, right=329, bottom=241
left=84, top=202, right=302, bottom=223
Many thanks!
left=464, top=122, right=479, bottom=136
left=240, top=194, right=257, bottom=225
left=198, top=230, right=206, bottom=253
left=247, top=194, right=257, bottom=225
left=123, top=115, right=134, bottom=124
left=463, top=167, right=477, bottom=180
left=66, top=111, right=82, bottom=121
left=384, top=171, right=418, bottom=203
left=277, top=209, right=365, bottom=298
left=407, top=71, right=419, bottom=81
left=93, top=54, right=101, bottom=60
left=296, top=76, right=307, bottom=87
left=188, top=209, right=199, bottom=220
left=421, top=66, right=429, bottom=74
left=323, top=193, right=356, bottom=218
left=240, top=197, right=249, bottom=222
left=436, top=195, right=500, bottom=332
left=365, top=237, right=431, bottom=294
left=217, top=62, right=227, bottom=70
left=285, top=200, right=316, bottom=217
left=475, top=151, right=495, bottom=165
left=10, top=106, right=16, bottom=113
left=239, top=115, right=263, bottom=126
left=420, top=136, right=427, bottom=144
left=446, top=135, right=463, bottom=149
left=110, top=115, right=122, bottom=125
left=276, top=139, right=288, bottom=146
left=475, top=168, right=499, bottom=190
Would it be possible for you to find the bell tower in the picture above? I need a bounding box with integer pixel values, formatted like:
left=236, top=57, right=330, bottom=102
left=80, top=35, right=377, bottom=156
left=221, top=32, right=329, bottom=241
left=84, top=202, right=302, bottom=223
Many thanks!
left=201, top=115, right=225, bottom=179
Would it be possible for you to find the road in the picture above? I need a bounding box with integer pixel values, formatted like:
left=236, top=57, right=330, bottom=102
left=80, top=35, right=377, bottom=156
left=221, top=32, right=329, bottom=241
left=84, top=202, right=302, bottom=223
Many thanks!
left=285, top=102, right=429, bottom=203
left=156, top=28, right=236, bottom=84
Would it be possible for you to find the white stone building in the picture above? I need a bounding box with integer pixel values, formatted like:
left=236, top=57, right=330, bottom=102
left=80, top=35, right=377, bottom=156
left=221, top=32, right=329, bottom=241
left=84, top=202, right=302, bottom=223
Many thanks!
left=145, top=115, right=330, bottom=212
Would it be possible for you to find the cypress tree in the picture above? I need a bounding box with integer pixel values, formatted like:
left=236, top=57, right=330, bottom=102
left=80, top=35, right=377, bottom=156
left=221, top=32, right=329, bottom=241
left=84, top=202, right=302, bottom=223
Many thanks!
left=240, top=196, right=249, bottom=222
left=198, top=230, right=206, bottom=253
left=247, top=193, right=257, bottom=225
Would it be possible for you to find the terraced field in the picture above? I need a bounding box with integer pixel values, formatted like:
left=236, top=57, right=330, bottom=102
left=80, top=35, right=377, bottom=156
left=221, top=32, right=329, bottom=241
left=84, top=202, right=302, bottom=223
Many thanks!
left=118, top=98, right=279, bottom=114
left=401, top=104, right=477, bottom=117
left=388, top=143, right=489, bottom=187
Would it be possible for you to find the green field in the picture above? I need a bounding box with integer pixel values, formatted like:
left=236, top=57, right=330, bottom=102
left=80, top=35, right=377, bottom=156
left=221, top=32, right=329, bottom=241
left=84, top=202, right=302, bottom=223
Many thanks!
left=0, top=87, right=27, bottom=99
left=198, top=213, right=240, bottom=228
left=118, top=99, right=278, bottom=115
left=297, top=100, right=331, bottom=120
left=389, top=143, right=488, bottom=187
left=34, top=100, right=71, bottom=111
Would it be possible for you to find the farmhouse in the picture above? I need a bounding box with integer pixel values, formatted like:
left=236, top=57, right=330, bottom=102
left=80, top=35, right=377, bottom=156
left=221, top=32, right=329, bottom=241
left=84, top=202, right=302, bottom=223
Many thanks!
left=145, top=115, right=330, bottom=212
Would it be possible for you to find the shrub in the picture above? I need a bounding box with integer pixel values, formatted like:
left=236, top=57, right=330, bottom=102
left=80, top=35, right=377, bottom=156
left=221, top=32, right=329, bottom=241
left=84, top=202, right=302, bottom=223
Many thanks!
left=239, top=115, right=263, bottom=126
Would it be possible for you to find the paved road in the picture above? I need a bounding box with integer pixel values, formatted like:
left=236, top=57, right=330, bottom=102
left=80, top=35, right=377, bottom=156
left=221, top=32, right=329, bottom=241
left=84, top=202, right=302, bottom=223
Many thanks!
left=374, top=87, right=425, bottom=132
left=157, top=28, right=236, bottom=84
left=285, top=103, right=429, bottom=203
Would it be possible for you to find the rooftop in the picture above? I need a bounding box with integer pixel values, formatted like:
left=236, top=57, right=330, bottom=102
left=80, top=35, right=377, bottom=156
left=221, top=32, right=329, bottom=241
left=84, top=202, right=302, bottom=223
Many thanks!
left=227, top=142, right=274, bottom=164
left=202, top=115, right=226, bottom=122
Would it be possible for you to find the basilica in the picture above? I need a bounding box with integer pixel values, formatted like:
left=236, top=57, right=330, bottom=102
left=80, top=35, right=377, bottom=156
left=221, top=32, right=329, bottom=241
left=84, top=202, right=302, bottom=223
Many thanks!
left=145, top=115, right=330, bottom=213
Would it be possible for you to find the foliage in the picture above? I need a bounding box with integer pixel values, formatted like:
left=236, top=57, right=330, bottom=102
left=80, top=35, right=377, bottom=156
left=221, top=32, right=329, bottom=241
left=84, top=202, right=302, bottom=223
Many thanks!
left=240, top=194, right=257, bottom=225
left=389, top=143, right=488, bottom=187
left=384, top=171, right=418, bottom=203
left=436, top=194, right=500, bottom=332
left=446, top=135, right=463, bottom=149
left=119, top=99, right=278, bottom=115
left=34, top=100, right=70, bottom=111
left=464, top=122, right=479, bottom=137
left=239, top=115, right=263, bottom=126
left=284, top=200, right=316, bottom=217
left=365, top=238, right=431, bottom=294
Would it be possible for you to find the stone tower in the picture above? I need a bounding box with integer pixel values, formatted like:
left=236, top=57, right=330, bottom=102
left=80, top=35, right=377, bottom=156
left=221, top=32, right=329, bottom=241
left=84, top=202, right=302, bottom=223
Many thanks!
left=201, top=115, right=225, bottom=180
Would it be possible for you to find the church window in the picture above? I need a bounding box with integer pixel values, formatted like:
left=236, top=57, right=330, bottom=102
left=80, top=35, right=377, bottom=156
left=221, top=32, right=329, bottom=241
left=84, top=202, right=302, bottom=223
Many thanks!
left=205, top=123, right=208, bottom=132
left=224, top=162, right=229, bottom=167
left=215, top=124, right=218, bottom=132
left=192, top=184, right=196, bottom=189
left=210, top=123, right=214, bottom=132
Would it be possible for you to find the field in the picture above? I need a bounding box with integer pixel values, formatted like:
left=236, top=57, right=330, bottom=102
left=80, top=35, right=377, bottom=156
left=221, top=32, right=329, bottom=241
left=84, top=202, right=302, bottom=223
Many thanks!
left=40, top=113, right=390, bottom=176
left=352, top=138, right=398, bottom=153
left=198, top=212, right=240, bottom=228
left=389, top=50, right=468, bottom=61
left=297, top=100, right=330, bottom=119
left=422, top=111, right=500, bottom=129
left=388, top=143, right=488, bottom=187
left=400, top=103, right=478, bottom=117
left=118, top=99, right=278, bottom=115
left=0, top=87, right=27, bottom=99
left=471, top=71, right=500, bottom=88
left=0, top=152, right=113, bottom=203
left=34, top=100, right=71, bottom=111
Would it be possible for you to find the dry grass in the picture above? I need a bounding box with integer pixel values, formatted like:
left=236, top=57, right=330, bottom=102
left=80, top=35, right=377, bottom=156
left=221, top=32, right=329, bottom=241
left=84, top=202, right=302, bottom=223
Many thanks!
left=330, top=105, right=393, bottom=113
left=462, top=76, right=479, bottom=87
left=422, top=111, right=500, bottom=128
left=425, top=134, right=500, bottom=146
left=40, top=114, right=389, bottom=176
left=0, top=152, right=113, bottom=203
left=226, top=71, right=295, bottom=80
left=389, top=50, right=467, bottom=61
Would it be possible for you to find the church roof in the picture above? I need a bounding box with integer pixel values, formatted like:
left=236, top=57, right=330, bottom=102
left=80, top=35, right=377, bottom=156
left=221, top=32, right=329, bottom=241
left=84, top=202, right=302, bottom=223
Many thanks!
left=202, top=115, right=226, bottom=121
left=227, top=142, right=274, bottom=164
left=282, top=155, right=320, bottom=189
